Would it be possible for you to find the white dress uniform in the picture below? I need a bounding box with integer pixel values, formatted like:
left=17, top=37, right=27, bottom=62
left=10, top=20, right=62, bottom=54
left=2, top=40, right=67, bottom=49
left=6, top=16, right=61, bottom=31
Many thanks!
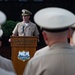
left=0, top=68, right=16, bottom=75
left=0, top=55, right=16, bottom=73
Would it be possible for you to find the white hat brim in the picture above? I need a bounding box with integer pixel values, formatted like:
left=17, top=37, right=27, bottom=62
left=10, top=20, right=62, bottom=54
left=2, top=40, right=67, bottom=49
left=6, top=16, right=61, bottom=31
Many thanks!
left=34, top=7, right=75, bottom=29
left=0, top=11, right=6, bottom=25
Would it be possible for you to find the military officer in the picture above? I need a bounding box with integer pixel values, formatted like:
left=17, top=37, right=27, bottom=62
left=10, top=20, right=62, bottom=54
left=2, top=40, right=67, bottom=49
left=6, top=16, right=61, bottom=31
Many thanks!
left=23, top=7, right=75, bottom=75
left=12, top=9, right=39, bottom=36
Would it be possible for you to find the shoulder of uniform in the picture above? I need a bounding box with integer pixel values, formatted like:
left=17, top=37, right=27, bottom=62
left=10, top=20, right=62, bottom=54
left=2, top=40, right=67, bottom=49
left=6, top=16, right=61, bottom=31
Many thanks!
left=16, top=21, right=23, bottom=26
left=30, top=22, right=36, bottom=26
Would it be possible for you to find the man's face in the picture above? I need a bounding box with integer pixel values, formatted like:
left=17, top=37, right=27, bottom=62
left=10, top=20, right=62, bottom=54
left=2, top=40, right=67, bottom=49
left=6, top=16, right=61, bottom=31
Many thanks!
left=22, top=15, right=30, bottom=22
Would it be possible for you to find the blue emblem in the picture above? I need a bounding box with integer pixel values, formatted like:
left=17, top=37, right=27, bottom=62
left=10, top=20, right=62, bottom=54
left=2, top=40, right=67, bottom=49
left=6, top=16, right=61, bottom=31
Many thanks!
left=18, top=51, right=30, bottom=61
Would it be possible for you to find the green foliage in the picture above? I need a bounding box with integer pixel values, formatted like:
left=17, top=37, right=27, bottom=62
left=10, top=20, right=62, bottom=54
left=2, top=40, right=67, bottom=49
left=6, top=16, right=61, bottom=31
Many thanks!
left=2, top=20, right=19, bottom=36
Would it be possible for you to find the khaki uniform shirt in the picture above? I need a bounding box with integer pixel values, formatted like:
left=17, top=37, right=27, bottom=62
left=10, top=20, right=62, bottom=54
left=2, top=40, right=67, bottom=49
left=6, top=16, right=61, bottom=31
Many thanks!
left=0, top=56, right=16, bottom=73
left=23, top=43, right=75, bottom=75
left=12, top=21, right=39, bottom=36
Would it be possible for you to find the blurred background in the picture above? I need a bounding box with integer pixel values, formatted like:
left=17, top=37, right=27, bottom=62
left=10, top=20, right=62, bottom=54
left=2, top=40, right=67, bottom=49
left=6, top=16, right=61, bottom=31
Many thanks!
left=0, top=0, right=74, bottom=59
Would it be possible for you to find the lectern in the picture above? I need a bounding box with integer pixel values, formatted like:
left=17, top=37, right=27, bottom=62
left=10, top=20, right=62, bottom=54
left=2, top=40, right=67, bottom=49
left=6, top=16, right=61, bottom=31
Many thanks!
left=10, top=36, right=38, bottom=75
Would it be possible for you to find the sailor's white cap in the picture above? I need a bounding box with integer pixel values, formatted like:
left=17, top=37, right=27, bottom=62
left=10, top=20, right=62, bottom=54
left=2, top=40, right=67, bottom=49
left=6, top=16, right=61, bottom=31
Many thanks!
left=0, top=11, right=6, bottom=25
left=34, top=7, right=75, bottom=31
left=0, top=11, right=6, bottom=36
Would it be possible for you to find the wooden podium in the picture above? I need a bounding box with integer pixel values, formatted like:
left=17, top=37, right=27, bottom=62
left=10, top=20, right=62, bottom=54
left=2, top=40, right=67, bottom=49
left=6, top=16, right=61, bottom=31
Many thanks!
left=10, top=36, right=38, bottom=75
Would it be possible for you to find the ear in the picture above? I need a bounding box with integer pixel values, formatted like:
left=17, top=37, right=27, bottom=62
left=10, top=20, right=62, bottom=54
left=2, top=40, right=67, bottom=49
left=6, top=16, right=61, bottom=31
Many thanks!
left=42, top=31, right=49, bottom=45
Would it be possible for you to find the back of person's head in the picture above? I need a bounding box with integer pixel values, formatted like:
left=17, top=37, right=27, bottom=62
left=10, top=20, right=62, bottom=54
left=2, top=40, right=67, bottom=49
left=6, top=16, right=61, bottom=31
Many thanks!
left=34, top=7, right=75, bottom=45
left=34, top=7, right=75, bottom=30
left=0, top=11, right=6, bottom=37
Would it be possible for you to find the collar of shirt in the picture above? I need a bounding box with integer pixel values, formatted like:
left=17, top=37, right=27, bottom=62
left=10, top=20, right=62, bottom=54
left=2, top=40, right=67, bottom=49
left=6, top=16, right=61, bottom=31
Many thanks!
left=25, top=23, right=29, bottom=27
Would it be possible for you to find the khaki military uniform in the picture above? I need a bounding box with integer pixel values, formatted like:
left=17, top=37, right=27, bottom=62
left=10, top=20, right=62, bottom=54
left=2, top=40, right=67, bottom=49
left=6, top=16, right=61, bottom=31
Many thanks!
left=23, top=43, right=75, bottom=75
left=0, top=55, right=16, bottom=73
left=34, top=46, right=49, bottom=56
left=12, top=21, right=39, bottom=36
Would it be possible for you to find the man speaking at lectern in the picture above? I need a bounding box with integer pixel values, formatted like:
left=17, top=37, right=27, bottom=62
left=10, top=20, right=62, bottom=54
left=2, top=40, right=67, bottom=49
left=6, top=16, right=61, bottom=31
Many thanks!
left=12, top=9, right=39, bottom=37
